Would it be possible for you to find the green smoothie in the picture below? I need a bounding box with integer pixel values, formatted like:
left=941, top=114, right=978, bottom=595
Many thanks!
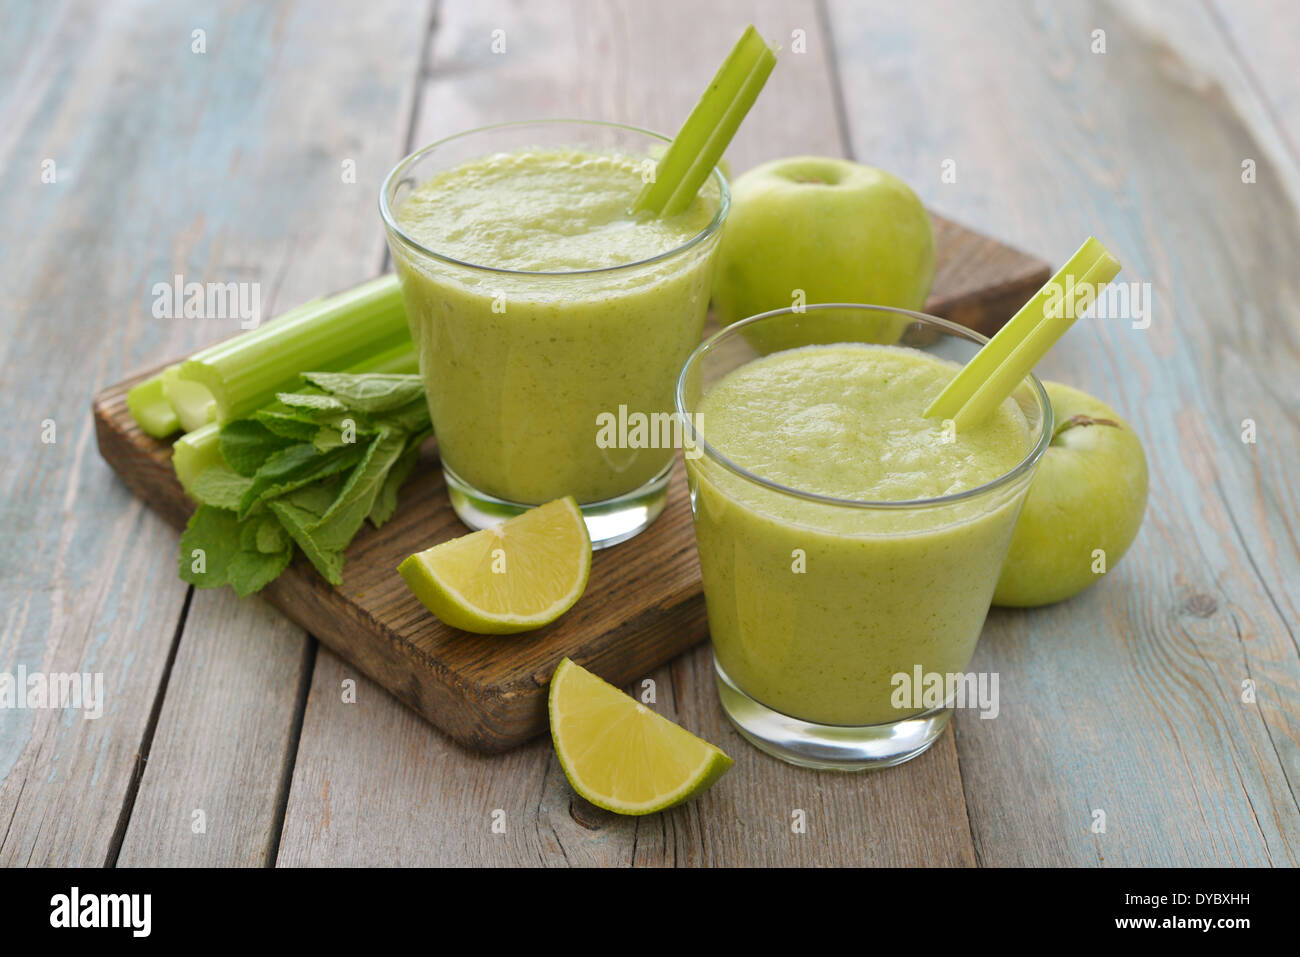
left=390, top=147, right=721, bottom=505
left=688, top=343, right=1034, bottom=726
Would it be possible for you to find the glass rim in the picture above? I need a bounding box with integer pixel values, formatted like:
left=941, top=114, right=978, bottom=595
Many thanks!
left=674, top=304, right=1055, bottom=510
left=378, top=118, right=731, bottom=277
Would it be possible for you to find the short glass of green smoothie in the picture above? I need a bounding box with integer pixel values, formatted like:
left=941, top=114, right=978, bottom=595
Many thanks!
left=676, top=305, right=1053, bottom=770
left=380, top=120, right=728, bottom=547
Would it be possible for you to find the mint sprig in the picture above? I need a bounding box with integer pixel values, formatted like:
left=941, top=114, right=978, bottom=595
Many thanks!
left=178, top=372, right=431, bottom=595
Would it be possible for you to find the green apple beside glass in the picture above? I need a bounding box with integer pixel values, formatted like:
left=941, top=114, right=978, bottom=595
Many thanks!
left=711, top=156, right=935, bottom=349
left=993, top=381, right=1149, bottom=607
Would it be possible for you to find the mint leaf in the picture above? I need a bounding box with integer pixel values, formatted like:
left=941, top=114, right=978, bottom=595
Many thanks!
left=317, top=432, right=403, bottom=525
left=228, top=546, right=292, bottom=597
left=301, top=372, right=424, bottom=413
left=191, top=466, right=253, bottom=511
left=255, top=515, right=289, bottom=554
left=312, top=426, right=353, bottom=452
left=220, top=420, right=295, bottom=477
left=179, top=506, right=289, bottom=595
left=234, top=443, right=318, bottom=516
left=178, top=506, right=242, bottom=588
left=369, top=433, right=425, bottom=527
left=371, top=397, right=431, bottom=434
left=308, top=493, right=371, bottom=554
left=277, top=391, right=349, bottom=413
left=255, top=408, right=323, bottom=441
left=236, top=442, right=363, bottom=519
left=268, top=499, right=344, bottom=585
left=285, top=478, right=341, bottom=518
left=178, top=372, right=430, bottom=595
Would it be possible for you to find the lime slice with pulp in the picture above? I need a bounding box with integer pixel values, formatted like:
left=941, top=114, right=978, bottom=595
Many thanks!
left=398, top=497, right=590, bottom=634
left=548, top=657, right=733, bottom=815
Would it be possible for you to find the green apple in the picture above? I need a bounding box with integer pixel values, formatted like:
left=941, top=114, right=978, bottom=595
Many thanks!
left=993, top=381, right=1149, bottom=608
left=711, top=156, right=935, bottom=349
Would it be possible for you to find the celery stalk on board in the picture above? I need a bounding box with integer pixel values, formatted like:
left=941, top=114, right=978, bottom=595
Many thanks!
left=125, top=274, right=413, bottom=438
left=126, top=371, right=181, bottom=438
left=172, top=339, right=419, bottom=493
left=173, top=423, right=223, bottom=494
left=162, top=363, right=217, bottom=432
left=176, top=274, right=410, bottom=425
left=346, top=340, right=420, bottom=376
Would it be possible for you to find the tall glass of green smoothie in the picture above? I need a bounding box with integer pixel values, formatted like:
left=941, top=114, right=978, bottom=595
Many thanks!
left=380, top=120, right=728, bottom=547
left=677, top=305, right=1053, bottom=770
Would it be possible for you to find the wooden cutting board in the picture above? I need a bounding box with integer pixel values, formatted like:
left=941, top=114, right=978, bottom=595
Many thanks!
left=92, top=214, right=1048, bottom=753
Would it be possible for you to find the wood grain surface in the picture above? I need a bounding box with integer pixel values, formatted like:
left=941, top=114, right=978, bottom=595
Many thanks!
left=3, top=0, right=1298, bottom=868
left=0, top=0, right=431, bottom=868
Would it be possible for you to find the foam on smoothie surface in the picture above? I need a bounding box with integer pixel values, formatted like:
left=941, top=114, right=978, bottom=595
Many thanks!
left=396, top=147, right=716, bottom=272
left=699, top=344, right=1030, bottom=502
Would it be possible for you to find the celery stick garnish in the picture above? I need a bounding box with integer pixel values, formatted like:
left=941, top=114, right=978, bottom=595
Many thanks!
left=631, top=25, right=776, bottom=217
left=925, top=236, right=1122, bottom=430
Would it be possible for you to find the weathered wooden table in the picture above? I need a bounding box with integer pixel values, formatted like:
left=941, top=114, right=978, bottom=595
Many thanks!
left=3, top=0, right=1297, bottom=867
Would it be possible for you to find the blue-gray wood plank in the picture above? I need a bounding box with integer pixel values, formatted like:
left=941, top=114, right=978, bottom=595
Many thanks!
left=827, top=0, right=1300, bottom=865
left=0, top=0, right=432, bottom=866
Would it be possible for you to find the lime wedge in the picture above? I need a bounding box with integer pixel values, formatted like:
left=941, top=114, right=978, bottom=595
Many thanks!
left=398, top=497, right=591, bottom=634
left=548, top=658, right=733, bottom=815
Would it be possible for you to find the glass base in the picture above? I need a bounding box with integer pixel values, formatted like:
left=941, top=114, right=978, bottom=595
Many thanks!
left=442, top=462, right=671, bottom=550
left=714, top=659, right=951, bottom=771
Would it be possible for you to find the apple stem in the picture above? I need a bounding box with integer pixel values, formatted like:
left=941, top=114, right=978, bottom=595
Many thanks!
left=1054, top=413, right=1120, bottom=439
